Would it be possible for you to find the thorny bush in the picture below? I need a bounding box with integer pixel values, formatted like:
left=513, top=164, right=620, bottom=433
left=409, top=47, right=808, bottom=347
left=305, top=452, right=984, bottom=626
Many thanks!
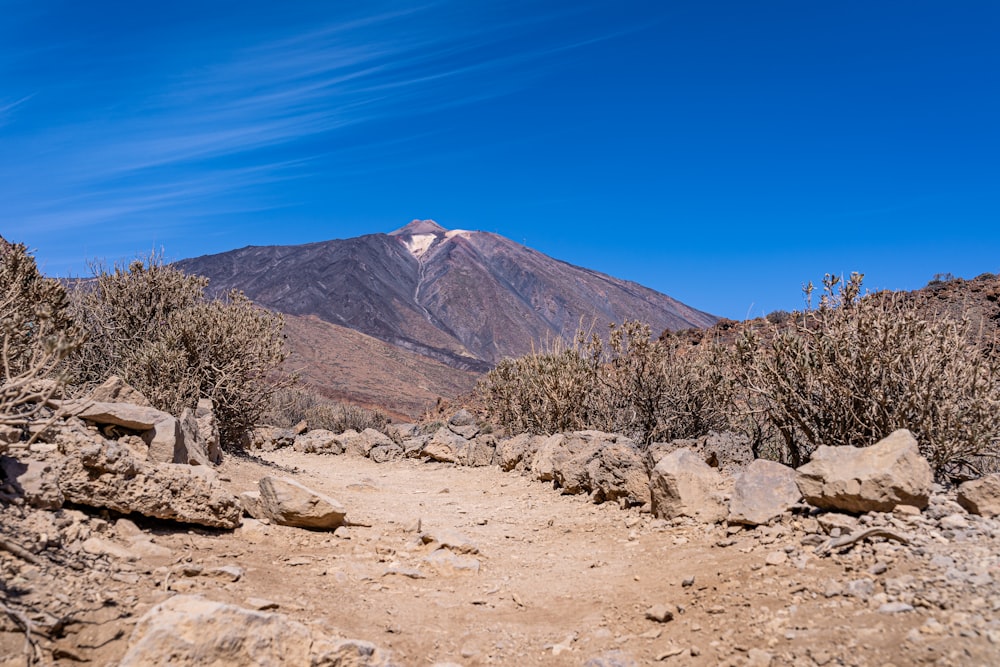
left=0, top=238, right=82, bottom=427
left=476, top=320, right=728, bottom=445
left=731, top=273, right=1000, bottom=476
left=67, top=256, right=286, bottom=447
left=264, top=387, right=390, bottom=436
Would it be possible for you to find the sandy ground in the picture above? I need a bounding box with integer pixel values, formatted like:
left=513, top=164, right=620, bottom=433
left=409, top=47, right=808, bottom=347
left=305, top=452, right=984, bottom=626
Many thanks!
left=4, top=449, right=999, bottom=666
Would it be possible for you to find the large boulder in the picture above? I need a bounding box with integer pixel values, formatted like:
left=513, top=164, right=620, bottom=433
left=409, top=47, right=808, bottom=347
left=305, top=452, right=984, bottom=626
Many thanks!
left=119, top=595, right=312, bottom=667
left=495, top=433, right=544, bottom=472
left=796, top=430, right=933, bottom=513
left=57, top=439, right=242, bottom=529
left=465, top=435, right=497, bottom=467
left=530, top=434, right=565, bottom=482
left=532, top=431, right=649, bottom=506
left=728, top=459, right=801, bottom=526
left=448, top=409, right=480, bottom=439
left=647, top=431, right=754, bottom=475
left=257, top=476, right=346, bottom=529
left=292, top=429, right=344, bottom=455
left=584, top=434, right=650, bottom=506
left=649, top=448, right=728, bottom=522
left=957, top=473, right=1000, bottom=517
left=421, top=427, right=468, bottom=464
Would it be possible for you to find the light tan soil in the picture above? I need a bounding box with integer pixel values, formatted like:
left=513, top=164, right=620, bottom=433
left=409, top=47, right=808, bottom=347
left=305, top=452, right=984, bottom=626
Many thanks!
left=3, top=450, right=1000, bottom=666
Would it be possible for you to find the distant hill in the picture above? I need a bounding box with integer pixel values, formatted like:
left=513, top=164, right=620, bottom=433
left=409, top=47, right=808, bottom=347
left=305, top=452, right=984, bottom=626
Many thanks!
left=176, top=220, right=718, bottom=374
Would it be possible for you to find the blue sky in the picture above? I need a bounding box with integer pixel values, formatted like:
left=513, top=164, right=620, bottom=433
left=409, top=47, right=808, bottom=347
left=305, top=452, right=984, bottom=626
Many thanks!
left=2, top=1, right=998, bottom=320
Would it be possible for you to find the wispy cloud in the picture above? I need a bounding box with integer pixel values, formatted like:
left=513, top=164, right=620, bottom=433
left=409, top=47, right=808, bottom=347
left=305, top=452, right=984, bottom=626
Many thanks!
left=0, top=0, right=643, bottom=256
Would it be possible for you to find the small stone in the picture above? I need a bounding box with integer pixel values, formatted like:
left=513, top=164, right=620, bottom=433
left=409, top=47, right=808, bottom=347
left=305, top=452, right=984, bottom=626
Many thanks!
left=246, top=597, right=279, bottom=610
left=205, top=565, right=244, bottom=582
left=878, top=602, right=914, bottom=614
left=645, top=604, right=675, bottom=623
left=868, top=562, right=888, bottom=576
left=681, top=576, right=695, bottom=587
left=939, top=513, right=969, bottom=530
left=765, top=551, right=787, bottom=566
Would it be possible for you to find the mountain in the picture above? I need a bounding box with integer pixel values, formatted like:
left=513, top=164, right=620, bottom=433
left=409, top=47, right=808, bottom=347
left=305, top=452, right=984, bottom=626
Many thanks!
left=176, top=220, right=718, bottom=376
left=281, top=314, right=480, bottom=419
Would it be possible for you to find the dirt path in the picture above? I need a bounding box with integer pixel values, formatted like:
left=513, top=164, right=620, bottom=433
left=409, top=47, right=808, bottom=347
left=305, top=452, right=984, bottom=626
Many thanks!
left=192, top=452, right=995, bottom=666
left=4, top=450, right=999, bottom=666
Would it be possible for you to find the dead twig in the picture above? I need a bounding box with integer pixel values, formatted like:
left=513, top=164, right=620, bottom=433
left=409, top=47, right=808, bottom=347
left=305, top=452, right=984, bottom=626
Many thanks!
left=815, top=527, right=910, bottom=556
left=0, top=598, right=47, bottom=666
left=0, top=535, right=42, bottom=566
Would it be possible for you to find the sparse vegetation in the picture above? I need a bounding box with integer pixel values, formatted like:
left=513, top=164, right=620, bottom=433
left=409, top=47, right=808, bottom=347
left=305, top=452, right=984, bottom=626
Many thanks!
left=476, top=320, right=728, bottom=445
left=732, top=273, right=1000, bottom=476
left=265, top=387, right=390, bottom=435
left=67, top=255, right=286, bottom=447
left=0, top=238, right=82, bottom=425
left=478, top=274, right=1000, bottom=479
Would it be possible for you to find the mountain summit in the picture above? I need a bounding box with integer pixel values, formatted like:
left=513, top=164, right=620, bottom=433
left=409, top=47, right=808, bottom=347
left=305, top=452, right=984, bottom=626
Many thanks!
left=175, top=221, right=717, bottom=372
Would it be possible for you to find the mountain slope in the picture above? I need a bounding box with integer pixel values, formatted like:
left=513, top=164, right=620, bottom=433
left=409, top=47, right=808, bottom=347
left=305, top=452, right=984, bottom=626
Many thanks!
left=176, top=220, right=717, bottom=370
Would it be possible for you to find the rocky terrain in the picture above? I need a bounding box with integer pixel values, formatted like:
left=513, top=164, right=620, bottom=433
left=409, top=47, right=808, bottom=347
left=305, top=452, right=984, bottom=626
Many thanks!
left=3, top=379, right=1000, bottom=666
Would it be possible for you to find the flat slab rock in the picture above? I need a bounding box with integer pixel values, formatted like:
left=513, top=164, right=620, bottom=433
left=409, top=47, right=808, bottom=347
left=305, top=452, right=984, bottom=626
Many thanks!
left=255, top=475, right=347, bottom=529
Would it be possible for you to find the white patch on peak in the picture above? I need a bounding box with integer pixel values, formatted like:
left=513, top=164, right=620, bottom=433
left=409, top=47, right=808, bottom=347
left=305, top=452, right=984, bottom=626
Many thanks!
left=403, top=233, right=436, bottom=258
left=444, top=229, right=471, bottom=241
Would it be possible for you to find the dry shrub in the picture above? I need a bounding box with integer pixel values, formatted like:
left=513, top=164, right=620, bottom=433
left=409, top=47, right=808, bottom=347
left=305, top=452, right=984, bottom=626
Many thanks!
left=732, top=273, right=1000, bottom=476
left=0, top=238, right=82, bottom=425
left=476, top=320, right=727, bottom=444
left=264, top=387, right=389, bottom=435
left=68, top=256, right=286, bottom=447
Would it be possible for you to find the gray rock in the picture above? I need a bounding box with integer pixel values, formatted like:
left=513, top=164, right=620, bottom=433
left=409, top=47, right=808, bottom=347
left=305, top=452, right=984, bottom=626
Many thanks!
left=448, top=409, right=476, bottom=427
left=465, top=435, right=497, bottom=467
left=796, top=429, right=933, bottom=513
left=179, top=407, right=211, bottom=466
left=957, top=474, right=1000, bottom=518
left=60, top=398, right=187, bottom=465
left=649, top=448, right=728, bottom=522
left=257, top=476, right=346, bottom=529
left=644, top=604, right=675, bottom=623
left=86, top=375, right=151, bottom=407
left=728, top=459, right=801, bottom=526
left=195, top=398, right=222, bottom=463
left=647, top=431, right=754, bottom=475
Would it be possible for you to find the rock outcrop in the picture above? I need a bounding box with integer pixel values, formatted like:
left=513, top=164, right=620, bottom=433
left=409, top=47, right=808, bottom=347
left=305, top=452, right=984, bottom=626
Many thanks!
left=796, top=430, right=933, bottom=513
left=57, top=439, right=242, bottom=529
left=120, top=595, right=314, bottom=666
